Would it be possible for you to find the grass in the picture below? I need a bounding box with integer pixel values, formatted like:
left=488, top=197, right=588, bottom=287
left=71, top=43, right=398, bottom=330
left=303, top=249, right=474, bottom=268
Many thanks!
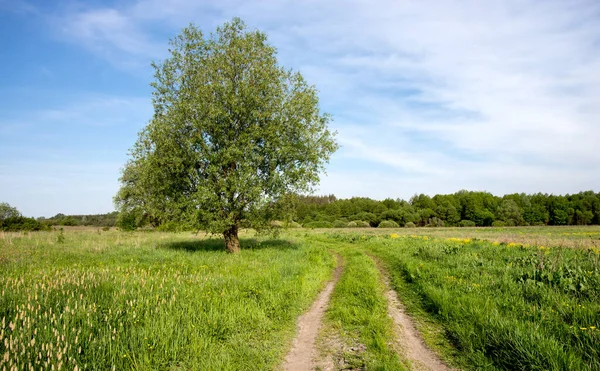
left=307, top=225, right=600, bottom=250
left=311, top=236, right=407, bottom=370
left=3, top=226, right=600, bottom=370
left=0, top=230, right=335, bottom=370
left=359, top=233, right=600, bottom=370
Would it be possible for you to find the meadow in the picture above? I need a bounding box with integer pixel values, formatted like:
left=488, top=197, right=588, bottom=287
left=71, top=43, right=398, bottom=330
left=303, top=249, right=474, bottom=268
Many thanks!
left=0, top=230, right=335, bottom=370
left=1, top=226, right=599, bottom=370
left=329, top=228, right=600, bottom=370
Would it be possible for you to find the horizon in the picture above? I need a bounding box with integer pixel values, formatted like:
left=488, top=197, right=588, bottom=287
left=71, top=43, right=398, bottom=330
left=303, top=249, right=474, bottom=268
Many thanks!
left=2, top=0, right=599, bottom=218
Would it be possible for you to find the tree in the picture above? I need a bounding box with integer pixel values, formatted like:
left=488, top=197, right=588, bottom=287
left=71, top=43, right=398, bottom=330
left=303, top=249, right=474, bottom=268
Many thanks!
left=497, top=199, right=524, bottom=226
left=0, top=202, right=20, bottom=221
left=115, top=19, right=337, bottom=252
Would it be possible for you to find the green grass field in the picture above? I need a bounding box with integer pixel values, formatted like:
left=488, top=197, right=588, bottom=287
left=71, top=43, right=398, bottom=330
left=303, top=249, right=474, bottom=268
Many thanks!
left=0, top=230, right=335, bottom=370
left=1, top=226, right=599, bottom=370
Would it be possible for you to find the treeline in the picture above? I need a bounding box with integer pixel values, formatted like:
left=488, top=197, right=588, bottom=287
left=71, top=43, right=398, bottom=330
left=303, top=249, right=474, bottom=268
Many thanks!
left=40, top=212, right=118, bottom=227
left=4, top=190, right=600, bottom=232
left=294, top=190, right=600, bottom=228
left=0, top=202, right=118, bottom=231
left=0, top=202, right=49, bottom=231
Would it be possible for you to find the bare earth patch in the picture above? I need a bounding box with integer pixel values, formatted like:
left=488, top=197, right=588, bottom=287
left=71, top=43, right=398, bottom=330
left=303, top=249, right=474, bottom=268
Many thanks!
left=375, top=262, right=450, bottom=371
left=283, top=255, right=343, bottom=371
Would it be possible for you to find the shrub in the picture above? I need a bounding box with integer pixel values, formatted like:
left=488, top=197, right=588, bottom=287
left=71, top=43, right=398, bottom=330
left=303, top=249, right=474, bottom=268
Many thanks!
left=270, top=220, right=285, bottom=228
left=426, top=217, right=445, bottom=227
left=155, top=221, right=183, bottom=232
left=348, top=220, right=370, bottom=228
left=285, top=221, right=302, bottom=228
left=56, top=228, right=65, bottom=244
left=333, top=220, right=347, bottom=228
left=405, top=222, right=416, bottom=228
left=459, top=220, right=476, bottom=227
left=303, top=221, right=333, bottom=228
left=1, top=216, right=49, bottom=231
left=116, top=212, right=138, bottom=231
left=378, top=220, right=399, bottom=228
left=492, top=220, right=507, bottom=227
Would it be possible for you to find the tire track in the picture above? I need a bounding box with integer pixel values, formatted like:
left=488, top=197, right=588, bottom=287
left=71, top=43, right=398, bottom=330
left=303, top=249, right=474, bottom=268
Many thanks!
left=283, top=255, right=343, bottom=371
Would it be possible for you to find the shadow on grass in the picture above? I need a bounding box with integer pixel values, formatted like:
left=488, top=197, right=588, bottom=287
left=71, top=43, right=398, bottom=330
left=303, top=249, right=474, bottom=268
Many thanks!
left=161, top=238, right=299, bottom=253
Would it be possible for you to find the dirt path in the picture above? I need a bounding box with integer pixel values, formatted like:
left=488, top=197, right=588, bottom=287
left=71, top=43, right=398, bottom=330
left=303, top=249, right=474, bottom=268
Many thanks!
left=283, top=255, right=343, bottom=371
left=371, top=257, right=450, bottom=371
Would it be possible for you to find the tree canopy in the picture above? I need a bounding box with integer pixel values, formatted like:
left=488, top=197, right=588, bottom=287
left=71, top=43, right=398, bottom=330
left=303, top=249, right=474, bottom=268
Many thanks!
left=115, top=18, right=338, bottom=252
left=0, top=202, right=20, bottom=221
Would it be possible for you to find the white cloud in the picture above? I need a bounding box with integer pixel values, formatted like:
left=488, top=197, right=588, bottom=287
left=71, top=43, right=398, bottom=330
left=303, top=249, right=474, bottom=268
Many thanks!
left=47, top=0, right=600, bottom=199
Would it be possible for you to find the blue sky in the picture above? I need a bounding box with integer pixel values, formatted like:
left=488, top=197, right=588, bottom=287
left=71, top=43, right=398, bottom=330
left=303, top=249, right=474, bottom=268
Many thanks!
left=1, top=0, right=599, bottom=218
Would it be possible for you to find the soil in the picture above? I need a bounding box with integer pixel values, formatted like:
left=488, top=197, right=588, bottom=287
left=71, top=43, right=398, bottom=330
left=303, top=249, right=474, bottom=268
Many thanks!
left=283, top=255, right=343, bottom=371
left=374, top=259, right=450, bottom=371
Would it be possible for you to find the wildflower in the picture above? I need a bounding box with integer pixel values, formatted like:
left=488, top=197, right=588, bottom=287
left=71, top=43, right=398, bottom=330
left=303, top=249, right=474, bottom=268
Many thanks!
left=390, top=233, right=399, bottom=239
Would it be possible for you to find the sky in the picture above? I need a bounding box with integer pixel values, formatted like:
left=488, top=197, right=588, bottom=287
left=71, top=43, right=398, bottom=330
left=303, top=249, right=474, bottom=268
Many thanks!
left=1, top=0, right=599, bottom=218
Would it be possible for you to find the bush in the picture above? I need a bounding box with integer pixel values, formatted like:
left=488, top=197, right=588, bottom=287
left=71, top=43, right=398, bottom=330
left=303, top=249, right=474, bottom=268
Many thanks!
left=378, top=220, right=399, bottom=228
left=333, top=220, right=347, bottom=228
left=347, top=220, right=370, bottom=228
left=155, top=221, right=185, bottom=232
left=426, top=217, right=445, bottom=227
left=405, top=222, right=416, bottom=228
left=285, top=221, right=302, bottom=228
left=1, top=216, right=49, bottom=231
left=303, top=221, right=333, bottom=228
left=459, top=220, right=476, bottom=227
left=492, top=220, right=507, bottom=227
left=270, top=220, right=285, bottom=228
left=116, top=212, right=138, bottom=231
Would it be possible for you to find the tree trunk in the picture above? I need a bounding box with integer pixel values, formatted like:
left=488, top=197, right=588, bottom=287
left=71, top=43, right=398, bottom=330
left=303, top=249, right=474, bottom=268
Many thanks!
left=224, top=224, right=240, bottom=253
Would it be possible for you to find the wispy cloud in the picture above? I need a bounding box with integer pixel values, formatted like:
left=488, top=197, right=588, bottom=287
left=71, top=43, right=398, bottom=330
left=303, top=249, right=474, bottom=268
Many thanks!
left=25, top=0, right=600, bottom=205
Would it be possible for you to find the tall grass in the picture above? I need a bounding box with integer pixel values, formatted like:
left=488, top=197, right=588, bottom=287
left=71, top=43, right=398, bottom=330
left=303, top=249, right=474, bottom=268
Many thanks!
left=0, top=230, right=335, bottom=370
left=363, top=235, right=600, bottom=370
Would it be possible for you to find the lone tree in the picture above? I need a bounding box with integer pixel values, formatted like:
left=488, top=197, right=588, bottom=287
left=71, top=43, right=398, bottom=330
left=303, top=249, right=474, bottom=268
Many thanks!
left=115, top=18, right=337, bottom=252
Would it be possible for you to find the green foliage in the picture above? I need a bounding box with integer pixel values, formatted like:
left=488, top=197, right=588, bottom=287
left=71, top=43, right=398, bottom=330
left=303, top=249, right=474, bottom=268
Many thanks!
left=303, top=221, right=333, bottom=229
left=0, top=202, right=20, bottom=221
left=378, top=220, right=399, bottom=228
left=405, top=222, right=416, bottom=228
left=56, top=228, right=65, bottom=244
left=459, top=220, right=476, bottom=227
left=426, top=217, right=445, bottom=227
left=115, top=19, right=337, bottom=251
left=288, top=191, right=600, bottom=229
left=332, top=220, right=348, bottom=228
left=347, top=220, right=369, bottom=228
left=1, top=216, right=49, bottom=232
left=0, top=230, right=335, bottom=370
left=46, top=212, right=118, bottom=227
left=285, top=221, right=302, bottom=228
left=367, top=237, right=600, bottom=370
left=498, top=199, right=525, bottom=226
left=116, top=211, right=139, bottom=231
left=0, top=203, right=48, bottom=231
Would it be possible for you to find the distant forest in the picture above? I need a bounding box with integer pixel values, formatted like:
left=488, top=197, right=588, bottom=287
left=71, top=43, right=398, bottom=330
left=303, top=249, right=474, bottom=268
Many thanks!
left=40, top=190, right=600, bottom=229
left=39, top=212, right=119, bottom=227
left=293, top=190, right=600, bottom=228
